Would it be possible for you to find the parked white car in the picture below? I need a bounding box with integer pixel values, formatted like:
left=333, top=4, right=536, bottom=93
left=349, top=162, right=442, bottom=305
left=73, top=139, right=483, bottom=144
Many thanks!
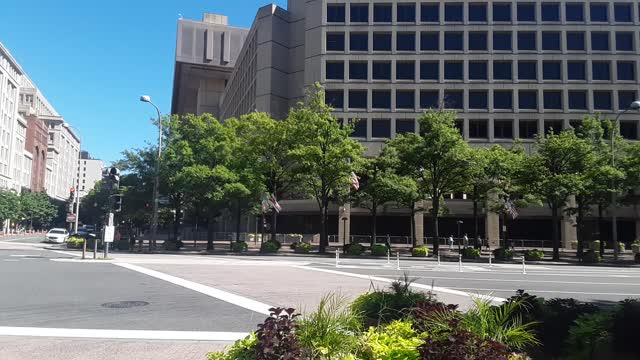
left=46, top=228, right=69, bottom=243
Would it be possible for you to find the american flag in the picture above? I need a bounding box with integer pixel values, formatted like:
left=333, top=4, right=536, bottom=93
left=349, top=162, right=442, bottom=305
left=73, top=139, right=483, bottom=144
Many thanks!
left=350, top=172, right=360, bottom=190
left=269, top=193, right=282, bottom=213
left=505, top=199, right=519, bottom=219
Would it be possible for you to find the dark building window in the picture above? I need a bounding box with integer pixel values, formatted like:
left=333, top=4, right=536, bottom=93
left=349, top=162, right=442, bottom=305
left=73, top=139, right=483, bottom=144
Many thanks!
left=372, top=61, right=391, bottom=80
left=350, top=4, right=369, bottom=22
left=420, top=61, right=439, bottom=80
left=569, top=91, right=587, bottom=109
left=326, top=33, right=344, bottom=51
left=326, top=61, right=344, bottom=80
left=372, top=119, right=391, bottom=138
left=544, top=91, right=562, bottom=109
left=519, top=90, right=538, bottom=109
left=396, top=119, right=415, bottom=134
left=325, top=90, right=344, bottom=108
left=469, top=3, right=487, bottom=21
left=493, top=32, right=512, bottom=51
left=494, top=90, right=513, bottom=109
left=444, top=61, right=463, bottom=80
left=493, top=61, right=512, bottom=80
left=493, top=3, right=512, bottom=22
left=542, top=32, right=561, bottom=50
left=327, top=4, right=345, bottom=22
left=397, top=3, right=416, bottom=22
left=568, top=61, right=586, bottom=80
left=620, top=121, right=638, bottom=140
left=617, top=61, right=636, bottom=80
left=590, top=3, right=608, bottom=22
left=421, top=3, right=439, bottom=22
left=569, top=120, right=583, bottom=129
left=567, top=32, right=585, bottom=50
left=517, top=3, right=536, bottom=21
left=494, top=120, right=513, bottom=139
left=420, top=90, right=439, bottom=108
left=396, top=90, right=415, bottom=109
left=565, top=3, right=584, bottom=21
left=445, top=32, right=463, bottom=50
left=468, top=32, right=487, bottom=50
left=454, top=120, right=464, bottom=136
left=543, top=61, right=562, bottom=80
left=592, top=61, right=611, bottom=80
left=396, top=32, right=416, bottom=51
left=349, top=90, right=367, bottom=109
left=469, top=120, right=488, bottom=138
left=618, top=91, right=637, bottom=110
left=350, top=32, right=368, bottom=51
left=373, top=33, right=392, bottom=51
left=468, top=91, right=488, bottom=109
left=469, top=61, right=488, bottom=80
left=445, top=3, right=463, bottom=22
left=372, top=90, right=391, bottom=109
left=616, top=32, right=634, bottom=51
left=544, top=121, right=563, bottom=135
left=396, top=61, right=415, bottom=80
left=444, top=90, right=463, bottom=109
left=593, top=91, right=612, bottom=110
left=349, top=61, right=367, bottom=80
left=520, top=120, right=538, bottom=138
left=518, top=32, right=536, bottom=50
left=350, top=119, right=367, bottom=137
left=518, top=61, right=537, bottom=80
left=541, top=2, right=560, bottom=21
left=420, top=32, right=439, bottom=50
left=373, top=3, right=391, bottom=22
left=591, top=32, right=610, bottom=51
left=614, top=3, right=632, bottom=22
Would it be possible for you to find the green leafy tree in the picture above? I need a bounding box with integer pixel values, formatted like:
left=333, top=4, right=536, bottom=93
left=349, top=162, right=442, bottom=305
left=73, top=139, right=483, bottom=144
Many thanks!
left=18, top=191, right=57, bottom=229
left=79, top=180, right=112, bottom=227
left=288, top=85, right=364, bottom=253
left=385, top=110, right=476, bottom=254
left=0, top=189, right=20, bottom=230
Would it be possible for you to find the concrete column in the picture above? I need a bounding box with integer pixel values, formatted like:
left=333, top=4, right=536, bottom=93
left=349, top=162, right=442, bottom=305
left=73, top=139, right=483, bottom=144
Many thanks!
left=561, top=195, right=578, bottom=248
left=414, top=200, right=425, bottom=245
left=485, top=190, right=500, bottom=248
left=338, top=203, right=351, bottom=245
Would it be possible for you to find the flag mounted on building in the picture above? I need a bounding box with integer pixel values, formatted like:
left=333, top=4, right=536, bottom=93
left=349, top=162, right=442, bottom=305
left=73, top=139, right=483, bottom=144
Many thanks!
left=269, top=193, right=282, bottom=213
left=350, top=172, right=360, bottom=190
left=505, top=199, right=518, bottom=219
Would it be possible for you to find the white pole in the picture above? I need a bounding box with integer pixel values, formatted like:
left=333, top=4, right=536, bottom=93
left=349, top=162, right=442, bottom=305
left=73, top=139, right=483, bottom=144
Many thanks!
left=74, top=193, right=80, bottom=233
left=437, top=253, right=441, bottom=266
left=489, top=253, right=492, bottom=267
left=458, top=254, right=463, bottom=272
left=335, top=249, right=339, bottom=267
left=387, top=249, right=391, bottom=265
left=396, top=251, right=400, bottom=270
left=522, top=256, right=526, bottom=274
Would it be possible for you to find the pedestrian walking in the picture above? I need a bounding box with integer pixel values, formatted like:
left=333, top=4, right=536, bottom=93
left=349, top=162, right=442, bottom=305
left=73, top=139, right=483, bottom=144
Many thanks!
left=463, top=233, right=469, bottom=247
left=448, top=235, right=454, bottom=249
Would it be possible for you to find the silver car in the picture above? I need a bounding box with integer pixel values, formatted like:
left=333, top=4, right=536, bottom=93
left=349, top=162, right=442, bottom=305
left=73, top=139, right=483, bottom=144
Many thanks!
left=46, top=228, right=69, bottom=243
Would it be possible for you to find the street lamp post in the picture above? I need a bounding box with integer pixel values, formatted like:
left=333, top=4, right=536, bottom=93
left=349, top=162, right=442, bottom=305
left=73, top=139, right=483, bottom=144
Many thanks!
left=456, top=220, right=463, bottom=252
left=140, top=95, right=163, bottom=250
left=611, top=100, right=640, bottom=260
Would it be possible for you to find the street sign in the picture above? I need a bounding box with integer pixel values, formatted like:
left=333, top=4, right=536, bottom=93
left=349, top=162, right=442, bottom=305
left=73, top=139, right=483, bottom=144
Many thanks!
left=66, top=213, right=76, bottom=223
left=103, top=225, right=115, bottom=243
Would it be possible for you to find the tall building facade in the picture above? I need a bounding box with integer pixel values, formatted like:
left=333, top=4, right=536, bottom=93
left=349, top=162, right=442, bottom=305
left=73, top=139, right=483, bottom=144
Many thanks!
left=172, top=1, right=640, bottom=245
left=76, top=151, right=103, bottom=194
left=0, top=43, right=23, bottom=192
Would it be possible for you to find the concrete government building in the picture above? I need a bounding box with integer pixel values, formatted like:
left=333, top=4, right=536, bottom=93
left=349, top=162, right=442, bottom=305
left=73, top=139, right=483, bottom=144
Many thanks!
left=171, top=0, right=640, bottom=247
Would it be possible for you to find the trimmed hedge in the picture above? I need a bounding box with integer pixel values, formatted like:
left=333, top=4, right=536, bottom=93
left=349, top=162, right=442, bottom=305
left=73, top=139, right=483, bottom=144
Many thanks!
left=231, top=241, right=248, bottom=253
left=583, top=250, right=601, bottom=263
left=524, top=249, right=545, bottom=261
left=293, top=242, right=312, bottom=253
left=346, top=243, right=365, bottom=256
left=462, top=247, right=481, bottom=259
left=411, top=246, right=429, bottom=257
left=66, top=237, right=84, bottom=249
left=493, top=247, right=514, bottom=261
left=260, top=240, right=279, bottom=253
left=371, top=244, right=388, bottom=256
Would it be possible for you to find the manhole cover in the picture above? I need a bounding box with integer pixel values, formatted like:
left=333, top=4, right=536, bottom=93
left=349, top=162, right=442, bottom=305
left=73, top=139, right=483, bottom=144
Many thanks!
left=101, top=301, right=149, bottom=309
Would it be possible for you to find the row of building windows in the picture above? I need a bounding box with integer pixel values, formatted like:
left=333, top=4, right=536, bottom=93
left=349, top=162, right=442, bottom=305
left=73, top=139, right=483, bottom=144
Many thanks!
left=340, top=117, right=639, bottom=140
left=326, top=60, right=636, bottom=82
left=326, top=31, right=639, bottom=52
left=327, top=2, right=638, bottom=24
left=325, top=89, right=638, bottom=111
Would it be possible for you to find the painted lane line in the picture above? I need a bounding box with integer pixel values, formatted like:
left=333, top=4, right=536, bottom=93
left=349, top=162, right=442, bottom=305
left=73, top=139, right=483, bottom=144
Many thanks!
left=48, top=249, right=83, bottom=257
left=115, top=262, right=272, bottom=315
left=295, top=265, right=506, bottom=303
left=441, top=287, right=640, bottom=297
left=0, top=326, right=248, bottom=341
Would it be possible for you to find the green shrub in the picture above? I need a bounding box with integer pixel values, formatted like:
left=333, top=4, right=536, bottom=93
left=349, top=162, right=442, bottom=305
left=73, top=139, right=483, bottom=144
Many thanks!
left=346, top=243, right=364, bottom=256
left=294, top=242, right=312, bottom=254
left=570, top=240, right=578, bottom=250
left=618, top=242, right=626, bottom=252
left=260, top=241, right=279, bottom=253
left=360, top=320, right=422, bottom=360
left=565, top=312, right=612, bottom=360
left=524, top=249, right=544, bottom=261
left=635, top=253, right=640, bottom=264
left=411, top=246, right=428, bottom=257
left=583, top=250, right=601, bottom=263
left=493, top=248, right=514, bottom=261
left=66, top=237, right=84, bottom=249
left=538, top=298, right=598, bottom=358
left=611, top=299, right=640, bottom=358
left=231, top=241, right=248, bottom=253
left=163, top=240, right=183, bottom=251
left=371, top=244, right=388, bottom=256
left=207, top=333, right=256, bottom=360
left=632, top=243, right=640, bottom=254
left=462, top=247, right=481, bottom=259
left=589, top=240, right=601, bottom=251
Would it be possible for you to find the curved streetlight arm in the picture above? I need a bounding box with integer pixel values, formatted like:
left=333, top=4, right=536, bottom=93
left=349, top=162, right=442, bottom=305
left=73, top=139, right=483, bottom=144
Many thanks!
left=140, top=96, right=163, bottom=250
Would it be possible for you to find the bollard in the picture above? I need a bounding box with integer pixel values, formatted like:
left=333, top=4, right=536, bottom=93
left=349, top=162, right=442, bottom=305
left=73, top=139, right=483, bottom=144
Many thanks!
left=82, top=238, right=86, bottom=260
left=489, top=253, right=492, bottom=267
left=335, top=249, right=339, bottom=267
left=437, top=253, right=441, bottom=266
left=387, top=249, right=391, bottom=265
left=459, top=254, right=463, bottom=272
left=522, top=256, right=526, bottom=274
left=396, top=252, right=401, bottom=270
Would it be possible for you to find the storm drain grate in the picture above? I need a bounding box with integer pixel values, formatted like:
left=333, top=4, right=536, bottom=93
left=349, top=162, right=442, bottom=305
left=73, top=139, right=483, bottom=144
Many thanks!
left=101, top=301, right=149, bottom=309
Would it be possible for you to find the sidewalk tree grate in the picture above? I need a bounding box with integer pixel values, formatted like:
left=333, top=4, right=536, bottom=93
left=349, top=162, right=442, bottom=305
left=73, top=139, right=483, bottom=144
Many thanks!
left=101, top=301, right=149, bottom=309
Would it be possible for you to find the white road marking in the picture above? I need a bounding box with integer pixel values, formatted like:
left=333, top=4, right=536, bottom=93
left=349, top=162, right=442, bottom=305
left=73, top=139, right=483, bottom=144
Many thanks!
left=370, top=274, right=640, bottom=286
left=3, top=259, right=19, bottom=262
left=445, top=287, right=640, bottom=297
left=296, top=265, right=506, bottom=303
left=115, top=262, right=273, bottom=315
left=0, top=326, right=248, bottom=341
left=48, top=249, right=82, bottom=257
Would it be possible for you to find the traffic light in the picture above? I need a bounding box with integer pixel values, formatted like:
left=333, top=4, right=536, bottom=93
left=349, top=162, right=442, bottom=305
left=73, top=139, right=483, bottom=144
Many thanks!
left=109, top=167, right=120, bottom=190
left=113, top=195, right=122, bottom=212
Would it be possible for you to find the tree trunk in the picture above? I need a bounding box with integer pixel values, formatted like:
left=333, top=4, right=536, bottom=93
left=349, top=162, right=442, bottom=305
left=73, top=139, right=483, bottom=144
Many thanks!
left=576, top=202, right=585, bottom=259
left=235, top=203, right=242, bottom=243
left=206, top=213, right=215, bottom=251
left=371, top=203, right=377, bottom=248
left=551, top=205, right=560, bottom=261
left=473, top=189, right=479, bottom=239
left=172, top=199, right=181, bottom=242
left=410, top=202, right=417, bottom=247
left=503, top=213, right=509, bottom=249
left=432, top=196, right=440, bottom=254
left=597, top=204, right=604, bottom=256
left=319, top=201, right=328, bottom=253
left=270, top=211, right=277, bottom=243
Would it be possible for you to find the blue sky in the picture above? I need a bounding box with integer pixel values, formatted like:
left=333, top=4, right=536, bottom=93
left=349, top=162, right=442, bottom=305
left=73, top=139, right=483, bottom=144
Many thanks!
left=1, top=0, right=286, bottom=164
